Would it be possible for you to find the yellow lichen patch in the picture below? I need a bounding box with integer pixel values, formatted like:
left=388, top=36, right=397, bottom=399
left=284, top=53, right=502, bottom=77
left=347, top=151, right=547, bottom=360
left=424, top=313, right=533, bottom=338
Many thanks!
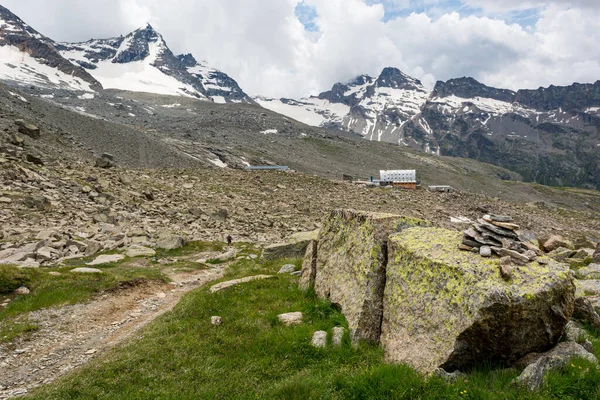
left=313, top=209, right=428, bottom=343
left=381, top=227, right=575, bottom=373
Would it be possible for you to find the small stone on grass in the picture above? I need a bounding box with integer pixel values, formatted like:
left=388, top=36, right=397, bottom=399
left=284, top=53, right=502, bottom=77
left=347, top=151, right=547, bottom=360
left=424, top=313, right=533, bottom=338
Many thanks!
left=278, top=312, right=303, bottom=326
left=278, top=264, right=296, bottom=274
left=311, top=331, right=327, bottom=348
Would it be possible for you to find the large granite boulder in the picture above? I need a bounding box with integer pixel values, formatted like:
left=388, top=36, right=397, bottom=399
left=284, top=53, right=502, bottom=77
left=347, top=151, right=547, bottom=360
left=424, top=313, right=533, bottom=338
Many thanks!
left=156, top=234, right=186, bottom=250
left=381, top=227, right=575, bottom=373
left=311, top=209, right=428, bottom=343
left=262, top=229, right=319, bottom=261
left=299, top=239, right=318, bottom=290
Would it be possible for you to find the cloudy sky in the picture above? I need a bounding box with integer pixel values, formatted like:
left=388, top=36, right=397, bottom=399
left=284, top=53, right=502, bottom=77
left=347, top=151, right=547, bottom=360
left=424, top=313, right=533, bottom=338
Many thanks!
left=2, top=0, right=599, bottom=98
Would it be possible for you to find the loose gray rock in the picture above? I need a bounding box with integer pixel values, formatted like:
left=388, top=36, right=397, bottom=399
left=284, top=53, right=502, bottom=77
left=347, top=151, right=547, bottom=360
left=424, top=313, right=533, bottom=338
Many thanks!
left=197, top=249, right=237, bottom=263
left=15, top=119, right=40, bottom=138
left=71, top=267, right=103, bottom=274
left=92, top=213, right=115, bottom=224
left=87, top=254, right=125, bottom=266
left=156, top=235, right=186, bottom=251
left=142, top=191, right=155, bottom=201
left=95, top=155, right=115, bottom=169
left=119, top=175, right=133, bottom=186
left=125, top=245, right=156, bottom=258
left=263, top=229, right=319, bottom=261
left=500, top=264, right=513, bottom=281
left=573, top=297, right=600, bottom=330
left=278, top=312, right=303, bottom=326
left=562, top=321, right=594, bottom=352
left=577, top=264, right=600, bottom=280
left=563, top=321, right=589, bottom=344
left=433, top=368, right=467, bottom=383
left=491, top=247, right=530, bottom=264
left=209, top=275, right=273, bottom=293
left=22, top=196, right=51, bottom=211
left=278, top=264, right=296, bottom=274
left=479, top=246, right=491, bottom=257
left=538, top=234, right=574, bottom=253
left=332, top=326, right=345, bottom=346
left=576, top=279, right=600, bottom=296
left=14, top=286, right=30, bottom=295
left=84, top=240, right=103, bottom=256
left=515, top=342, right=598, bottom=391
left=311, top=331, right=327, bottom=348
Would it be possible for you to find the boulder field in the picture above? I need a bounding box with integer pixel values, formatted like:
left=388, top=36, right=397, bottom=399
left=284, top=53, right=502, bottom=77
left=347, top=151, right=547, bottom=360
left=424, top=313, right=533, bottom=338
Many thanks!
left=301, top=209, right=575, bottom=373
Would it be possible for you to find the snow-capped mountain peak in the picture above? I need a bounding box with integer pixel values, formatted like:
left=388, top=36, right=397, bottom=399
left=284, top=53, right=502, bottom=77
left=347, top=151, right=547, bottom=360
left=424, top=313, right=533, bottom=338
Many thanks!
left=257, top=67, right=431, bottom=142
left=177, top=53, right=255, bottom=104
left=375, top=67, right=423, bottom=90
left=57, top=25, right=253, bottom=102
left=112, top=23, right=167, bottom=64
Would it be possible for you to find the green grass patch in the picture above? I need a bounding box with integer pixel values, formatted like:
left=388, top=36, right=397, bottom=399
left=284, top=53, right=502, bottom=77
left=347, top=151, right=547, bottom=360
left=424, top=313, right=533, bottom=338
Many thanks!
left=23, top=256, right=600, bottom=399
left=154, top=240, right=226, bottom=259
left=0, top=265, right=30, bottom=294
left=0, top=263, right=168, bottom=343
left=0, top=319, right=39, bottom=343
left=0, top=241, right=237, bottom=343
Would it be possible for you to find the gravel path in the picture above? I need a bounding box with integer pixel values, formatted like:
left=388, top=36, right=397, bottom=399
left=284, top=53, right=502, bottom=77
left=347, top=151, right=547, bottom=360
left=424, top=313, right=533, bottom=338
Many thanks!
left=0, top=266, right=225, bottom=399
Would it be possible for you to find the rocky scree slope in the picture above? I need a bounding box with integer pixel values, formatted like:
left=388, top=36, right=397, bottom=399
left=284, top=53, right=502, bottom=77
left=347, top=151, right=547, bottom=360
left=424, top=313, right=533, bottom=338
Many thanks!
left=259, top=70, right=600, bottom=190
left=2, top=81, right=600, bottom=213
left=0, top=155, right=598, bottom=268
left=0, top=5, right=100, bottom=92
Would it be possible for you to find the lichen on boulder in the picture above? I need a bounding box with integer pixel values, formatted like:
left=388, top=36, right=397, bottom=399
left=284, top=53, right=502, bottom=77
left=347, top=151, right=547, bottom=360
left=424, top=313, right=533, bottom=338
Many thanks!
left=381, top=227, right=575, bottom=373
left=311, top=209, right=428, bottom=343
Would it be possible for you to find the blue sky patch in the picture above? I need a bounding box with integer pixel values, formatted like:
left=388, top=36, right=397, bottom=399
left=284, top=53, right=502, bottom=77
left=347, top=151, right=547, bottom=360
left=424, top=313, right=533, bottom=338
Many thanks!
left=295, top=1, right=318, bottom=32
left=297, top=0, right=542, bottom=29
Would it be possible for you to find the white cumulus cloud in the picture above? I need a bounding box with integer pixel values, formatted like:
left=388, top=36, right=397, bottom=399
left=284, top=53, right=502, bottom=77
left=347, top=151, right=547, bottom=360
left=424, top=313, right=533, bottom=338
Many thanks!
left=1, top=0, right=598, bottom=98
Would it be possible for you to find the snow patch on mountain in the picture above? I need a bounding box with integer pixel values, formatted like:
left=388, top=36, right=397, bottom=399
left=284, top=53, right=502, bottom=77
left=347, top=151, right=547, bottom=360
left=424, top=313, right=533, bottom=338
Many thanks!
left=256, top=68, right=430, bottom=142
left=60, top=30, right=204, bottom=98
left=255, top=97, right=350, bottom=127
left=181, top=54, right=254, bottom=104
left=0, top=45, right=95, bottom=92
left=430, top=95, right=537, bottom=117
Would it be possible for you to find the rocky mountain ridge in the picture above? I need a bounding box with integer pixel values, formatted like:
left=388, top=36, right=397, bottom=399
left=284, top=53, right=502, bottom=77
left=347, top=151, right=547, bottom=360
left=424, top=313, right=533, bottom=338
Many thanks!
left=57, top=24, right=254, bottom=103
left=0, top=5, right=252, bottom=104
left=256, top=67, right=431, bottom=144
left=0, top=4, right=598, bottom=190
left=404, top=78, right=600, bottom=189
left=259, top=71, right=600, bottom=190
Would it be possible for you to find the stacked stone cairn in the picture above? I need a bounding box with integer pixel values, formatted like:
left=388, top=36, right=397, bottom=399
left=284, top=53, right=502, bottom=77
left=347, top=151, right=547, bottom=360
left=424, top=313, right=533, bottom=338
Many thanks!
left=459, top=214, right=541, bottom=270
